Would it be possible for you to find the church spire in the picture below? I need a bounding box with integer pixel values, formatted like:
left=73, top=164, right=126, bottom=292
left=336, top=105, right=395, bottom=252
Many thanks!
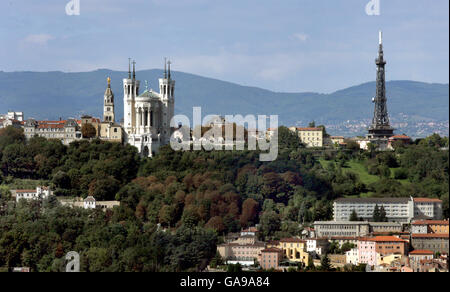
left=132, top=60, right=136, bottom=80
left=168, top=59, right=172, bottom=80
left=164, top=58, right=167, bottom=79
left=128, top=58, right=131, bottom=79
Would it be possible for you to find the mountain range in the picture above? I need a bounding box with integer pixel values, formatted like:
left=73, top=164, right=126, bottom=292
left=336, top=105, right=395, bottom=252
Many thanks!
left=0, top=70, right=448, bottom=138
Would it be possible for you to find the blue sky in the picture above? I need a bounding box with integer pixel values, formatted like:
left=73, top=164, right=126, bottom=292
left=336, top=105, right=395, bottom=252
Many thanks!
left=0, top=0, right=448, bottom=92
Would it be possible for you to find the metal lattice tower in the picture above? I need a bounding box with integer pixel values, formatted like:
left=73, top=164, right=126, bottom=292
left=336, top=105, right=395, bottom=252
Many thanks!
left=368, top=31, right=394, bottom=139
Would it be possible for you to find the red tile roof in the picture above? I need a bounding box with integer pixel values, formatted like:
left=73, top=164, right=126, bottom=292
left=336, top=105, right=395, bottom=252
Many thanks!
left=413, top=198, right=443, bottom=203
left=389, top=135, right=411, bottom=140
left=280, top=238, right=306, bottom=243
left=409, top=250, right=434, bottom=255
left=412, top=220, right=449, bottom=226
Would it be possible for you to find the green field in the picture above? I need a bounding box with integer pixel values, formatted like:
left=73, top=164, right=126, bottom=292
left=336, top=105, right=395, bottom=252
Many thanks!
left=319, top=159, right=411, bottom=197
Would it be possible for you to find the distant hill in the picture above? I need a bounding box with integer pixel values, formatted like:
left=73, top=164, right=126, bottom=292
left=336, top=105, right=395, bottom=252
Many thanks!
left=0, top=70, right=448, bottom=138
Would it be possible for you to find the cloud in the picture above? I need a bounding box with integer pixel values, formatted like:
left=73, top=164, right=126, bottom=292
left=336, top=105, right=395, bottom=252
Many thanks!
left=22, top=34, right=54, bottom=46
left=291, top=33, right=309, bottom=42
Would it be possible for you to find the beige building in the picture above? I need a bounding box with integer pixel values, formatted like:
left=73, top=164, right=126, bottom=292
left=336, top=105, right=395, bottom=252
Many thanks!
left=289, top=127, right=324, bottom=147
left=24, top=119, right=82, bottom=145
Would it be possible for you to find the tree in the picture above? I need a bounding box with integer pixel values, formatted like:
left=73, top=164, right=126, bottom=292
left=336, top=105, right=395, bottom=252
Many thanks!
left=379, top=206, right=388, bottom=222
left=259, top=211, right=281, bottom=240
left=349, top=210, right=359, bottom=221
left=320, top=254, right=332, bottom=271
left=373, top=204, right=381, bottom=222
left=240, top=198, right=259, bottom=227
left=81, top=123, right=97, bottom=139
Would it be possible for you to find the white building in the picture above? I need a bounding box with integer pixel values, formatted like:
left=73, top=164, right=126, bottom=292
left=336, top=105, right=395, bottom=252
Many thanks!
left=306, top=238, right=329, bottom=257
left=14, top=186, right=52, bottom=202
left=413, top=198, right=443, bottom=220
left=333, top=197, right=443, bottom=223
left=313, top=221, right=371, bottom=238
left=84, top=196, right=96, bottom=209
left=123, top=60, right=175, bottom=157
left=345, top=248, right=359, bottom=266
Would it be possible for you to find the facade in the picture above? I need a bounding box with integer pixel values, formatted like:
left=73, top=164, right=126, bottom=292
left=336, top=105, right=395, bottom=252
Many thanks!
left=411, top=220, right=449, bottom=234
left=217, top=234, right=266, bottom=265
left=409, top=250, right=434, bottom=272
left=413, top=198, right=443, bottom=220
left=13, top=186, right=52, bottom=202
left=358, top=239, right=377, bottom=266
left=345, top=248, right=359, bottom=265
left=276, top=238, right=309, bottom=265
left=314, top=221, right=370, bottom=238
left=289, top=127, right=324, bottom=147
left=333, top=197, right=442, bottom=223
left=330, top=136, right=345, bottom=146
left=84, top=196, right=96, bottom=209
left=260, top=248, right=283, bottom=270
left=0, top=111, right=24, bottom=122
left=371, top=236, right=408, bottom=256
left=306, top=238, right=329, bottom=257
left=124, top=60, right=175, bottom=157
left=99, top=77, right=123, bottom=143
left=24, top=119, right=82, bottom=145
left=411, top=234, right=449, bottom=254
left=369, top=222, right=404, bottom=234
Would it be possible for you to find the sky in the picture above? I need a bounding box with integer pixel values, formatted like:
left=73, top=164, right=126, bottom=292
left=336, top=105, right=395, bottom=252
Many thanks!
left=0, top=0, right=448, bottom=93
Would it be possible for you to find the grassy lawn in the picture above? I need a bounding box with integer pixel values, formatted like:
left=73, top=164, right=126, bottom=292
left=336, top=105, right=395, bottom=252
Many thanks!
left=319, top=159, right=411, bottom=197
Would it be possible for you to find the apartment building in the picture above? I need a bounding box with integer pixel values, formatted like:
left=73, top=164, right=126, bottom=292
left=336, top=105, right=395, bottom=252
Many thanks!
left=411, top=220, right=449, bottom=234
left=288, top=127, right=324, bottom=148
left=260, top=248, right=283, bottom=270
left=411, top=234, right=449, bottom=254
left=333, top=197, right=443, bottom=223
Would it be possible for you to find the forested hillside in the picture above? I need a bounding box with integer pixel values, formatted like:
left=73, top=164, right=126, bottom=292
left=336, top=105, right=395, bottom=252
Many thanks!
left=0, top=127, right=448, bottom=271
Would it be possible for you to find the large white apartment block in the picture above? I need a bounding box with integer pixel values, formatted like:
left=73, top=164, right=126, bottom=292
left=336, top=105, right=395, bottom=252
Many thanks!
left=413, top=198, right=443, bottom=220
left=13, top=186, right=52, bottom=202
left=333, top=197, right=442, bottom=223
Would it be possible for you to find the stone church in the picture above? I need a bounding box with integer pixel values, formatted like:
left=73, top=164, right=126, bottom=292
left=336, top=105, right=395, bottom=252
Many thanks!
left=122, top=60, right=175, bottom=157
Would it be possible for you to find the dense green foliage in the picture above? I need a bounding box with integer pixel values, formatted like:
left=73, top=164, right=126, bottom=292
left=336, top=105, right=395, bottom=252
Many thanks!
left=0, top=126, right=448, bottom=271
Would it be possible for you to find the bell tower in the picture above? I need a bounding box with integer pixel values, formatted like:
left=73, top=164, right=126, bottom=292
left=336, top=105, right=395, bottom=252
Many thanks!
left=103, top=77, right=115, bottom=122
left=123, top=59, right=140, bottom=135
left=158, top=59, right=175, bottom=144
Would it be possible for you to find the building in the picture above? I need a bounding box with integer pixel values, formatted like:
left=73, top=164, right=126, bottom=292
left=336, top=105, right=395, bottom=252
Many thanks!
left=330, top=136, right=345, bottom=146
left=289, top=127, right=324, bottom=147
left=217, top=234, right=266, bottom=266
left=306, top=238, right=329, bottom=257
left=358, top=238, right=377, bottom=266
left=371, top=236, right=408, bottom=256
left=260, top=248, right=283, bottom=270
left=409, top=250, right=434, bottom=272
left=388, top=135, right=411, bottom=148
left=345, top=248, right=359, bottom=265
left=314, top=221, right=370, bottom=238
left=413, top=198, right=443, bottom=220
left=366, top=31, right=395, bottom=150
left=274, top=238, right=310, bottom=265
left=358, top=236, right=408, bottom=267
left=411, top=234, right=449, bottom=254
left=0, top=111, right=24, bottom=129
left=123, top=59, right=175, bottom=157
left=24, top=119, right=82, bottom=145
left=12, top=186, right=52, bottom=202
left=411, top=220, right=449, bottom=234
left=369, top=222, right=404, bottom=234
left=333, top=197, right=443, bottom=223
left=99, top=77, right=123, bottom=143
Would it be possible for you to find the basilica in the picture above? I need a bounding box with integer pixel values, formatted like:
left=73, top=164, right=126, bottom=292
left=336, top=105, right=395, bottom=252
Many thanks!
left=122, top=59, right=175, bottom=157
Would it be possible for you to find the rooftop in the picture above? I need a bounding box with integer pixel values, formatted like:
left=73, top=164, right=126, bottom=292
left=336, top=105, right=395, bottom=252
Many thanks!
left=412, top=233, right=449, bottom=239
left=413, top=198, right=443, bottom=203
left=412, top=220, right=449, bottom=226
left=335, top=197, right=411, bottom=203
left=409, top=250, right=434, bottom=255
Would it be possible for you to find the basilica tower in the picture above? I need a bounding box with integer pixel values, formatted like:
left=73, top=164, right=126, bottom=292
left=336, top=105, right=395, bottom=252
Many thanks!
left=368, top=31, right=394, bottom=141
left=103, top=77, right=115, bottom=122
left=158, top=59, right=175, bottom=144
left=123, top=59, right=140, bottom=136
